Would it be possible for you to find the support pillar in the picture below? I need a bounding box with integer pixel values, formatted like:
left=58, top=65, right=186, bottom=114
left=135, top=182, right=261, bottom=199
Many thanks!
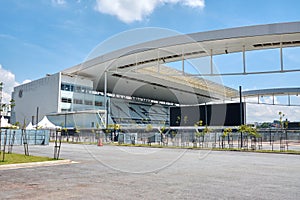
left=210, top=49, right=213, bottom=75
left=104, top=71, right=108, bottom=129
left=243, top=45, right=246, bottom=74
left=239, top=86, right=243, bottom=148
left=280, top=42, right=284, bottom=71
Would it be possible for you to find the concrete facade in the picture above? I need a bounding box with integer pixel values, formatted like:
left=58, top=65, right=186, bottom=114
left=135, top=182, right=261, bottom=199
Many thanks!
left=11, top=73, right=106, bottom=128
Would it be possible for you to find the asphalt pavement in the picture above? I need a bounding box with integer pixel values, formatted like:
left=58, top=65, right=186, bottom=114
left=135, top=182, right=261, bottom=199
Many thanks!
left=0, top=143, right=299, bottom=199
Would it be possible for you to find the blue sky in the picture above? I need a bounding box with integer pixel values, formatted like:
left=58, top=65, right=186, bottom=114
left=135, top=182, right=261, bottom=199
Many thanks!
left=1, top=0, right=300, bottom=122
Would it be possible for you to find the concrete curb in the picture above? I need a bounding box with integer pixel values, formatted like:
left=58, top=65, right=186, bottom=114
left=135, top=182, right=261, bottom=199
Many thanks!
left=0, top=159, right=76, bottom=171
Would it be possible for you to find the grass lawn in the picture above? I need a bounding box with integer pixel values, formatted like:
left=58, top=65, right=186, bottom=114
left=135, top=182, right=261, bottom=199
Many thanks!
left=0, top=153, right=56, bottom=165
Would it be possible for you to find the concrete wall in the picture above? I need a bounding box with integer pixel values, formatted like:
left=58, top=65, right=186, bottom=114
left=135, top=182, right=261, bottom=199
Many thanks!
left=11, top=73, right=60, bottom=126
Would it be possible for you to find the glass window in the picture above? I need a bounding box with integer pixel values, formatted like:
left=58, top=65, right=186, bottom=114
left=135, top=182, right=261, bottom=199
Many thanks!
left=61, top=84, right=66, bottom=91
left=61, top=108, right=71, bottom=112
left=65, top=84, right=70, bottom=91
left=75, top=86, right=81, bottom=93
left=84, top=100, right=93, bottom=105
left=61, top=98, right=72, bottom=103
left=74, top=99, right=83, bottom=104
left=61, top=97, right=68, bottom=103
left=61, top=83, right=72, bottom=91
left=95, top=101, right=103, bottom=106
left=87, top=88, right=93, bottom=94
left=62, top=83, right=94, bottom=94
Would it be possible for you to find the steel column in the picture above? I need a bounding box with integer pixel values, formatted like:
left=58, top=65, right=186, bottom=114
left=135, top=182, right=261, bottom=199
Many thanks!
left=104, top=71, right=108, bottom=128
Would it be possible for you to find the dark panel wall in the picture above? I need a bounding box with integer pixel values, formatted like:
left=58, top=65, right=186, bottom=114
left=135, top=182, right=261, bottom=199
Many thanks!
left=170, top=103, right=245, bottom=126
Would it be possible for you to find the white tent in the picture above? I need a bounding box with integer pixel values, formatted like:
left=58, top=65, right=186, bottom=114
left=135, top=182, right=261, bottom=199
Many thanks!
left=0, top=116, right=11, bottom=128
left=26, top=122, right=35, bottom=130
left=37, top=116, right=59, bottom=129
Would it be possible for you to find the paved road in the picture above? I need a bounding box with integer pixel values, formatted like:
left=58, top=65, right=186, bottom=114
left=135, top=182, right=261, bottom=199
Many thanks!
left=0, top=143, right=299, bottom=199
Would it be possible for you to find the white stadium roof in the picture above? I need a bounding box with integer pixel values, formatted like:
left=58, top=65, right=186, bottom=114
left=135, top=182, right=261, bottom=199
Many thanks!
left=62, top=22, right=300, bottom=104
left=242, top=87, right=300, bottom=97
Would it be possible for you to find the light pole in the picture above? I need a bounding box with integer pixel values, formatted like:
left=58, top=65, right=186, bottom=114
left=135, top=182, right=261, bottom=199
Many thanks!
left=239, top=86, right=243, bottom=148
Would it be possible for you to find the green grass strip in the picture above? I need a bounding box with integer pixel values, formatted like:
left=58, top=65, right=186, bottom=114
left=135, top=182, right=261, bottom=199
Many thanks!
left=0, top=153, right=56, bottom=165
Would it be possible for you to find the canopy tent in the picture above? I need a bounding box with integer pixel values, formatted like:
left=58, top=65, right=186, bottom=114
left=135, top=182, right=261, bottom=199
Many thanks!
left=0, top=116, right=11, bottom=128
left=26, top=122, right=35, bottom=130
left=37, top=116, right=60, bottom=129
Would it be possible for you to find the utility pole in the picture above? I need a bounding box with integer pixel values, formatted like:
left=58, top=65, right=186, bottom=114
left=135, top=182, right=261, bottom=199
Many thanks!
left=36, top=107, right=39, bottom=128
left=104, top=71, right=108, bottom=129
left=239, top=86, right=243, bottom=148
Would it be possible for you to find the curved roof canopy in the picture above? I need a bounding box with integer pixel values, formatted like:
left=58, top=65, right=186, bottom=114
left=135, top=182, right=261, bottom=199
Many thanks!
left=242, top=87, right=300, bottom=97
left=62, top=22, right=300, bottom=104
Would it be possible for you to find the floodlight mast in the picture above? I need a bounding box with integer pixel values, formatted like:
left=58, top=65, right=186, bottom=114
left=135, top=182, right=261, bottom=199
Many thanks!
left=239, top=85, right=244, bottom=148
left=104, top=71, right=108, bottom=129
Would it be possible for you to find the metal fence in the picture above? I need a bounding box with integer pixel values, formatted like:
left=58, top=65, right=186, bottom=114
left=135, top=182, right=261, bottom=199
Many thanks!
left=49, top=128, right=300, bottom=151
left=0, top=129, right=50, bottom=146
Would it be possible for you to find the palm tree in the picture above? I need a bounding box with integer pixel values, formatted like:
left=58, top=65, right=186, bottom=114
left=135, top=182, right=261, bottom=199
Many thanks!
left=195, top=121, right=211, bottom=148
left=238, top=125, right=260, bottom=149
left=222, top=128, right=232, bottom=148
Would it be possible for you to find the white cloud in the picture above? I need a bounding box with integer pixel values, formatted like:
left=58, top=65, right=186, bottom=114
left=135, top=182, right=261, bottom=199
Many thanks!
left=95, top=0, right=205, bottom=23
left=182, top=0, right=205, bottom=7
left=22, top=79, right=32, bottom=84
left=51, top=0, right=66, bottom=6
left=0, top=64, right=19, bottom=103
left=246, top=96, right=300, bottom=123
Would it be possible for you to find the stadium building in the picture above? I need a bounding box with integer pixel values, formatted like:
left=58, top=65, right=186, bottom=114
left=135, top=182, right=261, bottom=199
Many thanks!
left=11, top=22, right=300, bottom=130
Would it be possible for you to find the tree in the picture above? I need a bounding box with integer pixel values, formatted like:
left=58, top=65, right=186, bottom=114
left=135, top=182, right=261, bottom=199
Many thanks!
left=278, top=111, right=285, bottom=129
left=220, top=128, right=232, bottom=148
left=183, top=116, right=188, bottom=125
left=145, top=124, right=153, bottom=132
left=238, top=124, right=260, bottom=149
left=159, top=123, right=167, bottom=145
left=175, top=116, right=181, bottom=125
left=170, top=130, right=177, bottom=146
left=238, top=124, right=259, bottom=138
left=222, top=128, right=232, bottom=138
left=106, top=123, right=121, bottom=142
left=194, top=120, right=203, bottom=147
left=194, top=120, right=211, bottom=148
left=278, top=112, right=289, bottom=150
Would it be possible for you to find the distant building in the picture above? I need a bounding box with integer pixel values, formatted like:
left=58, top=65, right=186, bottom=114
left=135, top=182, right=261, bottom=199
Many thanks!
left=11, top=72, right=107, bottom=128
left=0, top=82, right=11, bottom=122
left=287, top=122, right=300, bottom=130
